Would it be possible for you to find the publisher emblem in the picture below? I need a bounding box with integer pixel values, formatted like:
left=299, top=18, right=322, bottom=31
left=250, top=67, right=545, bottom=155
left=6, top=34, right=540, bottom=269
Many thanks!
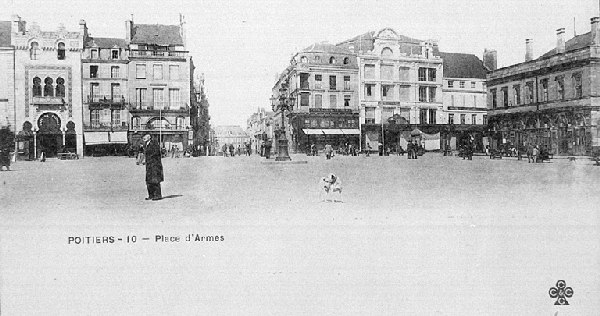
left=549, top=280, right=573, bottom=305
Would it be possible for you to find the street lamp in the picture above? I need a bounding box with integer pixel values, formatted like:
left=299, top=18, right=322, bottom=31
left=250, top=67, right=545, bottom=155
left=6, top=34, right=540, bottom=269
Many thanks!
left=270, top=80, right=294, bottom=161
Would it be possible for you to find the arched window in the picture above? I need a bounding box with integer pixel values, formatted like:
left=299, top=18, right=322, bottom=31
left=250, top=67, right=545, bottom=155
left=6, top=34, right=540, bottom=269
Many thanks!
left=329, top=56, right=336, bottom=64
left=300, top=56, right=308, bottom=63
left=57, top=42, right=66, bottom=60
left=343, top=57, right=350, bottom=64
left=43, top=77, right=54, bottom=97
left=30, top=42, right=39, bottom=60
left=32, top=77, right=42, bottom=97
left=55, top=78, right=65, bottom=97
left=382, top=47, right=393, bottom=57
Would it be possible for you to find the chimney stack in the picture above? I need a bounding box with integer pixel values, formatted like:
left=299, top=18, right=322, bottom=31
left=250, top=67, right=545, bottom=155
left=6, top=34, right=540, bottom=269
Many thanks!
left=125, top=20, right=133, bottom=44
left=79, top=19, right=88, bottom=40
left=525, top=39, right=533, bottom=62
left=592, top=17, right=600, bottom=46
left=483, top=49, right=497, bottom=71
left=556, top=28, right=566, bottom=54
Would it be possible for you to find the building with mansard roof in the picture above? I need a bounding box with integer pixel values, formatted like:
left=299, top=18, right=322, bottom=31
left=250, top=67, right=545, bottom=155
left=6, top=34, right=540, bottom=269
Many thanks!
left=486, top=17, right=600, bottom=156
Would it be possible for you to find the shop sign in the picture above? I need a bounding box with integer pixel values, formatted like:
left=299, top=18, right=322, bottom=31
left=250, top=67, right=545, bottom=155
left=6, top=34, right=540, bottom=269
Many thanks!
left=309, top=108, right=353, bottom=113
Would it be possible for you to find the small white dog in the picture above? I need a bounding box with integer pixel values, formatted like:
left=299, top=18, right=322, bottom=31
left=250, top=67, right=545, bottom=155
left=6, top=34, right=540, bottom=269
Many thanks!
left=319, top=173, right=342, bottom=202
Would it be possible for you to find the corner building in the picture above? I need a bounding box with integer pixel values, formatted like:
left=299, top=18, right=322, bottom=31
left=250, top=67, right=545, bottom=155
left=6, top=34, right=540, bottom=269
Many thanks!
left=487, top=17, right=600, bottom=156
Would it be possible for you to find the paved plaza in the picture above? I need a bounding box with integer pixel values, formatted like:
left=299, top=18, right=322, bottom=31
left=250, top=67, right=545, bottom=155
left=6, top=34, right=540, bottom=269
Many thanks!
left=1, top=154, right=599, bottom=315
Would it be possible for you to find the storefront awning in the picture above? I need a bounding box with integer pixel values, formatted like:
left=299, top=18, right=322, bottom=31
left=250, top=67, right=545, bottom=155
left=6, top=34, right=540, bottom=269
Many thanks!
left=321, top=129, right=344, bottom=135
left=303, top=129, right=323, bottom=135
left=108, top=131, right=128, bottom=144
left=85, top=131, right=128, bottom=145
left=340, top=129, right=360, bottom=135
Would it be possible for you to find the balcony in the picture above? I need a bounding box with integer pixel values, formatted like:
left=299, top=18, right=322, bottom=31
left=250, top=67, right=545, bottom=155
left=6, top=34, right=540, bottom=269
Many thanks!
left=130, top=124, right=190, bottom=132
left=84, top=122, right=129, bottom=131
left=129, top=49, right=188, bottom=59
left=32, top=95, right=64, bottom=105
left=87, top=95, right=126, bottom=110
left=129, top=102, right=189, bottom=113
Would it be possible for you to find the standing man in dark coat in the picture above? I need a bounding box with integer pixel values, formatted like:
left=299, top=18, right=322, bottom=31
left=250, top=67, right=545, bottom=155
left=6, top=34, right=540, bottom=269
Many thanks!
left=142, top=134, right=163, bottom=201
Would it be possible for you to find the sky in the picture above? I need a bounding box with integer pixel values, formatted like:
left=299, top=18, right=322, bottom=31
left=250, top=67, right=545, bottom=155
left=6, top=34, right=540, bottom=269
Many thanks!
left=2, top=0, right=599, bottom=127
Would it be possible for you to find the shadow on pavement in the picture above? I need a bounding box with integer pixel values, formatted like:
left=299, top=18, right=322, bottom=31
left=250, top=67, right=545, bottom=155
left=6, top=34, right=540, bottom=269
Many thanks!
left=161, top=194, right=183, bottom=199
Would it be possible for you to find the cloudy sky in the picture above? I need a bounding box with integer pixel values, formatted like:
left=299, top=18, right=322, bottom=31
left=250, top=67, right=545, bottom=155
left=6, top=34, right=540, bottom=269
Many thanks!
left=2, top=0, right=598, bottom=126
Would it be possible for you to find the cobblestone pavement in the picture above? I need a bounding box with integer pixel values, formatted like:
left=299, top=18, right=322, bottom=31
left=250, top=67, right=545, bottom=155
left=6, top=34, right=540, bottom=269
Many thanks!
left=1, top=154, right=599, bottom=315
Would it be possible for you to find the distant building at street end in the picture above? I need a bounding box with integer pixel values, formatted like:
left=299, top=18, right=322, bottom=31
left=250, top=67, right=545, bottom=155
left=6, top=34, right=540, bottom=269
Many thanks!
left=7, top=15, right=84, bottom=159
left=273, top=42, right=359, bottom=154
left=246, top=107, right=274, bottom=154
left=486, top=17, right=600, bottom=156
left=213, top=125, right=250, bottom=155
left=438, top=51, right=488, bottom=152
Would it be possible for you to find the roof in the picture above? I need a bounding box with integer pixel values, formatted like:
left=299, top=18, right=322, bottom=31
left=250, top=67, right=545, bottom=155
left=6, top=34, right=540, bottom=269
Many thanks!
left=541, top=31, right=591, bottom=58
left=301, top=42, right=352, bottom=54
left=337, top=30, right=423, bottom=52
left=85, top=36, right=127, bottom=48
left=214, top=125, right=249, bottom=137
left=131, top=24, right=183, bottom=46
left=438, top=52, right=487, bottom=79
left=0, top=21, right=11, bottom=47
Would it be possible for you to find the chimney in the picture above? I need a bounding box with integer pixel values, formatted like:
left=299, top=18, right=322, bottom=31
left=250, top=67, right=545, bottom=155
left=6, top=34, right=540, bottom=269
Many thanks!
left=125, top=20, right=133, bottom=43
left=79, top=19, right=88, bottom=40
left=483, top=49, right=497, bottom=71
left=592, top=17, right=600, bottom=46
left=11, top=15, right=24, bottom=35
left=525, top=39, right=533, bottom=61
left=556, top=28, right=566, bottom=54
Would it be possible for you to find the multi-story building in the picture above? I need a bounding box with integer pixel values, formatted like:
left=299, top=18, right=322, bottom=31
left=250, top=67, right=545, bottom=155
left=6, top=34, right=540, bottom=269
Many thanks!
left=80, top=21, right=130, bottom=155
left=272, top=42, right=360, bottom=154
left=126, top=18, right=193, bottom=151
left=438, top=52, right=489, bottom=152
left=190, top=73, right=211, bottom=155
left=0, top=20, right=16, bottom=132
left=8, top=15, right=84, bottom=159
left=213, top=125, right=250, bottom=155
left=487, top=17, right=600, bottom=156
left=246, top=107, right=274, bottom=154
left=337, top=28, right=443, bottom=151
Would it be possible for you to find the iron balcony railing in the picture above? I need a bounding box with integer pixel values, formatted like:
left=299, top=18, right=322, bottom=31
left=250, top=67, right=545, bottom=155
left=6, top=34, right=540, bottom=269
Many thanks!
left=129, top=49, right=188, bottom=58
left=84, top=123, right=129, bottom=131
left=129, top=102, right=189, bottom=111
left=88, top=94, right=125, bottom=103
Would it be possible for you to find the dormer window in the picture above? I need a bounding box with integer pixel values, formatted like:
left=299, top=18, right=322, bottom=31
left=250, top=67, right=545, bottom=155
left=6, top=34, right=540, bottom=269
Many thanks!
left=111, top=49, right=119, bottom=59
left=57, top=42, right=66, bottom=60
left=300, top=56, right=308, bottom=63
left=315, top=56, right=321, bottom=62
left=343, top=57, right=349, bottom=64
left=329, top=56, right=336, bottom=64
left=91, top=49, right=98, bottom=59
left=29, top=42, right=39, bottom=60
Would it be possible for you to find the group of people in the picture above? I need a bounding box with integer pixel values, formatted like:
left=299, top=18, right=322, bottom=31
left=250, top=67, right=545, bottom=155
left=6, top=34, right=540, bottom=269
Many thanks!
left=221, top=142, right=254, bottom=157
left=525, top=144, right=551, bottom=163
left=406, top=141, right=423, bottom=159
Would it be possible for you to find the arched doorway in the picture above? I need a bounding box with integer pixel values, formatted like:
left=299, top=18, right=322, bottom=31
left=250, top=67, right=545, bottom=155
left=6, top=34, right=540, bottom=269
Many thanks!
left=65, top=121, right=77, bottom=151
left=38, top=113, right=62, bottom=157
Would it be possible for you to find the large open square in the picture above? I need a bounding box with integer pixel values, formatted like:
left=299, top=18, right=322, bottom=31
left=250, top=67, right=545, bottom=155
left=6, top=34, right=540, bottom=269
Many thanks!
left=1, top=154, right=599, bottom=315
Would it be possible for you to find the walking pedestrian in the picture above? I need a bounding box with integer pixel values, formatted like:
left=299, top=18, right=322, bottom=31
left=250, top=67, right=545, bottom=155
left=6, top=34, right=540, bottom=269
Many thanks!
left=526, top=143, right=534, bottom=163
left=0, top=147, right=11, bottom=171
left=324, top=143, right=333, bottom=160
left=142, top=134, right=164, bottom=201
left=229, top=144, right=235, bottom=157
left=366, top=143, right=372, bottom=157
left=532, top=145, right=539, bottom=163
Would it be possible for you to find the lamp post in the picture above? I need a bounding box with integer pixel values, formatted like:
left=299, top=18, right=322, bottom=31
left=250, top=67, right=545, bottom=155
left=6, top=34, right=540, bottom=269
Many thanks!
left=270, top=80, right=294, bottom=161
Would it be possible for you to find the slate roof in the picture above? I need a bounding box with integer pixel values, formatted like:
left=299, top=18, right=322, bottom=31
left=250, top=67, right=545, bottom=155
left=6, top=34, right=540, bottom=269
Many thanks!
left=301, top=42, right=352, bottom=54
left=540, top=31, right=591, bottom=58
left=131, top=24, right=183, bottom=46
left=84, top=36, right=127, bottom=48
left=337, top=31, right=422, bottom=52
left=0, top=21, right=11, bottom=47
left=438, top=52, right=487, bottom=79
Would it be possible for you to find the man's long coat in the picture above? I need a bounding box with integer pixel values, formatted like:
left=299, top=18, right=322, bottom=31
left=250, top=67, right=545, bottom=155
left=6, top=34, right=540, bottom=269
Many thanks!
left=144, top=140, right=164, bottom=183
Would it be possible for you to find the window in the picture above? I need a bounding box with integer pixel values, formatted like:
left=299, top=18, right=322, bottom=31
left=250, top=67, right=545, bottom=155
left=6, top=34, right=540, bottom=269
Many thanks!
left=364, top=64, right=375, bottom=79
left=483, top=115, right=488, bottom=125
left=153, top=88, right=164, bottom=109
left=111, top=110, right=121, bottom=126
left=30, top=42, right=39, bottom=60
left=428, top=68, right=436, bottom=81
left=471, top=82, right=476, bottom=89
left=135, top=88, right=147, bottom=108
left=315, top=74, right=322, bottom=89
left=381, top=65, right=394, bottom=80
left=366, top=84, right=374, bottom=97
left=111, top=49, right=119, bottom=59
left=420, top=109, right=427, bottom=124
left=153, top=64, right=163, bottom=80
left=90, top=65, right=98, bottom=78
left=32, top=77, right=42, bottom=97
left=329, top=56, right=336, bottom=64
left=365, top=107, right=375, bottom=124
left=43, top=77, right=54, bottom=97
left=419, top=86, right=427, bottom=102
left=460, top=114, right=466, bottom=124
left=418, top=68, right=436, bottom=81
left=448, top=80, right=454, bottom=88
left=382, top=85, right=393, bottom=98
left=540, top=79, right=548, bottom=102
left=300, top=93, right=309, bottom=106
left=91, top=110, right=100, bottom=127
left=428, top=87, right=436, bottom=102
left=169, top=65, right=179, bottom=80
left=314, top=56, right=321, bottom=62
left=329, top=76, right=336, bottom=90
left=429, top=109, right=437, bottom=124
left=459, top=81, right=465, bottom=88
left=525, top=82, right=534, bottom=103
left=300, top=56, right=308, bottom=63
left=513, top=85, right=521, bottom=105
left=111, top=66, right=119, bottom=78
left=314, top=94, right=322, bottom=108
left=90, top=83, right=99, bottom=100
left=491, top=89, right=497, bottom=109
left=55, top=78, right=65, bottom=97
left=132, top=117, right=141, bottom=129
left=111, top=83, right=120, bottom=100
left=300, top=73, right=309, bottom=89
left=501, top=87, right=508, bottom=107
left=344, top=76, right=350, bottom=90
left=419, top=86, right=435, bottom=102
left=418, top=68, right=427, bottom=81
left=136, top=64, right=146, bottom=79
left=90, top=49, right=98, bottom=59
left=57, top=42, right=65, bottom=60
left=329, top=95, right=337, bottom=108
left=556, top=76, right=565, bottom=100
left=472, top=114, right=477, bottom=124
left=311, top=119, right=318, bottom=127
left=381, top=47, right=393, bottom=57
left=169, top=88, right=180, bottom=108
left=399, top=67, right=410, bottom=81
left=343, top=57, right=349, bottom=64
left=344, top=95, right=350, bottom=107
left=449, top=114, right=454, bottom=124
left=573, top=73, right=582, bottom=98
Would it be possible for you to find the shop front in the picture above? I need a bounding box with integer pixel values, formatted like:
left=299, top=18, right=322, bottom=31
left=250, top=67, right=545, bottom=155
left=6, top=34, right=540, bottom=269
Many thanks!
left=291, top=109, right=359, bottom=154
